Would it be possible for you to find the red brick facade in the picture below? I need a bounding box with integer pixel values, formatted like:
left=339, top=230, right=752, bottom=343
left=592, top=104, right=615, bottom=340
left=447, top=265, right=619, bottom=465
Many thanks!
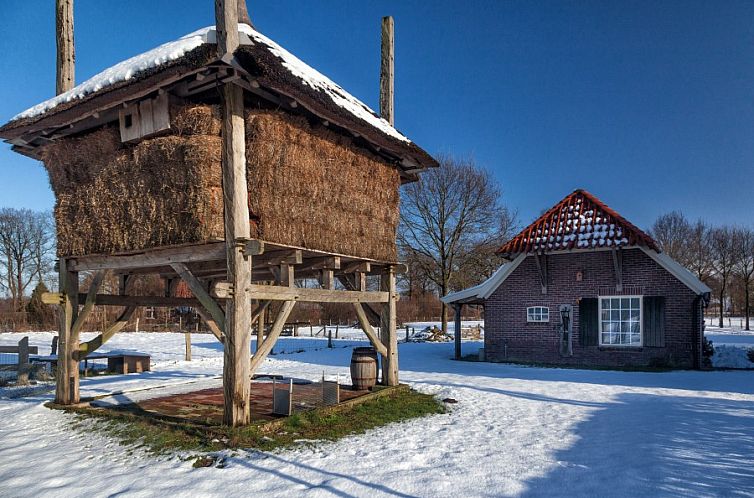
left=484, top=248, right=704, bottom=368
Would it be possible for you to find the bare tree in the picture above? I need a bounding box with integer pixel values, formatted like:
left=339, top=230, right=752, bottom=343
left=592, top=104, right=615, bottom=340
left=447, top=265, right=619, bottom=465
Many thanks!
left=398, top=155, right=506, bottom=333
left=650, top=211, right=692, bottom=265
left=0, top=209, right=56, bottom=311
left=687, top=219, right=714, bottom=283
left=709, top=226, right=736, bottom=328
left=732, top=227, right=754, bottom=331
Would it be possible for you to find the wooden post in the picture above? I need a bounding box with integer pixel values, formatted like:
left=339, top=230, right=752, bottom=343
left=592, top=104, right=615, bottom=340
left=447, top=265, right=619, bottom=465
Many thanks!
left=380, top=266, right=398, bottom=385
left=454, top=303, right=462, bottom=360
left=380, top=16, right=394, bottom=125
left=56, top=0, right=75, bottom=94
left=55, top=259, right=79, bottom=404
left=217, top=0, right=252, bottom=427
left=184, top=331, right=192, bottom=361
left=17, top=337, right=30, bottom=386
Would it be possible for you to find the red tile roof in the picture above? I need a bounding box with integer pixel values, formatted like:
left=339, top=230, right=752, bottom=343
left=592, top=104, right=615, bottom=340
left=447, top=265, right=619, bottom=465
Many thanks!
left=497, top=189, right=659, bottom=257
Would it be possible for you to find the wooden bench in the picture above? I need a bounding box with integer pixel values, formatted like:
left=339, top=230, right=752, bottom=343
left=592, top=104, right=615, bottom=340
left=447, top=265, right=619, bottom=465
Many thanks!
left=31, top=351, right=151, bottom=374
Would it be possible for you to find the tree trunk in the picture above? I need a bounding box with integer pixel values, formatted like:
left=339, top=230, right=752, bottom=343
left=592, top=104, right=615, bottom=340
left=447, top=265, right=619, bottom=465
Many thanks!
left=746, top=284, right=750, bottom=331
left=718, top=286, right=724, bottom=328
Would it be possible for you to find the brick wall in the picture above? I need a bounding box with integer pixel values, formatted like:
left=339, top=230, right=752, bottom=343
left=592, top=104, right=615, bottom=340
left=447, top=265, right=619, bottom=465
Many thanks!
left=484, top=248, right=702, bottom=368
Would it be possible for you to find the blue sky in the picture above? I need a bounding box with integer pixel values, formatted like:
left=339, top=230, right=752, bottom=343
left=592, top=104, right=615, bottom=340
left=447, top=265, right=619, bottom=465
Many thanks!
left=1, top=0, right=753, bottom=230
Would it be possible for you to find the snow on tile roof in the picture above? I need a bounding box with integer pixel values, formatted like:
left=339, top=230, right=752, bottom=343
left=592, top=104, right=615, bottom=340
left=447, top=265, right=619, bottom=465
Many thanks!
left=497, top=189, right=659, bottom=257
left=10, top=24, right=410, bottom=144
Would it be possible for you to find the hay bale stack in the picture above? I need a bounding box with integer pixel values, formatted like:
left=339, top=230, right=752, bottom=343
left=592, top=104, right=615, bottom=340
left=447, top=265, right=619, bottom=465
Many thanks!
left=39, top=104, right=400, bottom=261
left=246, top=110, right=400, bottom=262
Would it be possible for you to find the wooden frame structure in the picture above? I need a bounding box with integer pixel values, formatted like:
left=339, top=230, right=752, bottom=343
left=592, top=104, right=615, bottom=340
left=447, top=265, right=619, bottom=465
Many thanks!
left=33, top=0, right=408, bottom=427
left=45, top=238, right=401, bottom=421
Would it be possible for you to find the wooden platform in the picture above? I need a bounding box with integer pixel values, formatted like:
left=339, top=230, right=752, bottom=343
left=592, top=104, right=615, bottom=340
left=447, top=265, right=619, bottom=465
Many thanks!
left=135, top=382, right=370, bottom=424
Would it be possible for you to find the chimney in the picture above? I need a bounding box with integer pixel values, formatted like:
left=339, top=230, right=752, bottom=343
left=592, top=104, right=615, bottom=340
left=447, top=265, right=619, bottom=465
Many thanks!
left=380, top=16, right=394, bottom=125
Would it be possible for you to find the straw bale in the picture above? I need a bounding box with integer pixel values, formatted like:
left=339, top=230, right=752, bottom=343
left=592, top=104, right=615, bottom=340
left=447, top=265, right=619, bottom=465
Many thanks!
left=39, top=103, right=399, bottom=261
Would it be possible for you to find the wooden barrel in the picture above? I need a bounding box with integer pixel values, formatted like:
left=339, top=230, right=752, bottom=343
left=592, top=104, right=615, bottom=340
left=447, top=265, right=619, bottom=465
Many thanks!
left=350, top=347, right=378, bottom=390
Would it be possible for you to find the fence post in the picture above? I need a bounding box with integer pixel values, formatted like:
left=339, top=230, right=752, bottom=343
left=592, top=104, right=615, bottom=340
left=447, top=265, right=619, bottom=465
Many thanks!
left=328, top=330, right=333, bottom=348
left=405, top=326, right=409, bottom=342
left=17, top=337, right=30, bottom=386
left=51, top=336, right=59, bottom=356
left=185, top=331, right=192, bottom=361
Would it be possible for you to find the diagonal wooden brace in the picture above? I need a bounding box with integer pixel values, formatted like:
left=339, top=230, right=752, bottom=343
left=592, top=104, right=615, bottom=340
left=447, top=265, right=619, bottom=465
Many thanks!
left=249, top=300, right=296, bottom=376
left=353, top=303, right=387, bottom=356
left=77, top=306, right=137, bottom=359
left=170, top=262, right=226, bottom=332
left=72, top=270, right=109, bottom=337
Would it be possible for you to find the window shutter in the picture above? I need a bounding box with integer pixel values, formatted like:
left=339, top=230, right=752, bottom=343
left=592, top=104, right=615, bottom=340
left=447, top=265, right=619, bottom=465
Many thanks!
left=643, top=296, right=665, bottom=347
left=579, top=298, right=598, bottom=346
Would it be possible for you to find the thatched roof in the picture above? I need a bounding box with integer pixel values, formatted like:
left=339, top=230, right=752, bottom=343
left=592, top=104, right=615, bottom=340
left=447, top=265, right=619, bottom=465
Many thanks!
left=496, top=189, right=659, bottom=258
left=0, top=24, right=437, bottom=174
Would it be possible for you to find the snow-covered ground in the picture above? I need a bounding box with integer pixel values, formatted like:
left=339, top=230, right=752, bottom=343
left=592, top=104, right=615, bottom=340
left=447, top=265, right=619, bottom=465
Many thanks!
left=0, top=331, right=753, bottom=497
left=705, top=322, right=754, bottom=369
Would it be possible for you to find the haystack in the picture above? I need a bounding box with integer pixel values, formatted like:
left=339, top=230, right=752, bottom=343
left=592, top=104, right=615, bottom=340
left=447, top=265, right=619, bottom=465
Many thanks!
left=40, top=104, right=399, bottom=261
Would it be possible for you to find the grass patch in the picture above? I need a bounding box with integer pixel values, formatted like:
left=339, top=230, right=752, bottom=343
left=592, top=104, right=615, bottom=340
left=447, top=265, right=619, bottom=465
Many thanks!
left=60, top=387, right=445, bottom=455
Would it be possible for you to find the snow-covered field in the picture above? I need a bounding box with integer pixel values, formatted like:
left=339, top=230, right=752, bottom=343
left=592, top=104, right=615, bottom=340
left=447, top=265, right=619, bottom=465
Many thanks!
left=705, top=323, right=754, bottom=369
left=0, top=331, right=753, bottom=497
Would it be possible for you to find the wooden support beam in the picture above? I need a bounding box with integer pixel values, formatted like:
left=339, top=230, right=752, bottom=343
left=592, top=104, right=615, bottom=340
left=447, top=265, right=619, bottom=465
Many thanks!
left=612, top=248, right=623, bottom=292
left=78, top=294, right=201, bottom=307
left=300, top=256, right=341, bottom=273
left=380, top=266, right=398, bottom=386
left=534, top=253, right=548, bottom=295
left=249, top=300, right=296, bottom=376
left=55, top=259, right=79, bottom=405
left=380, top=16, right=395, bottom=125
left=71, top=270, right=108, bottom=336
left=353, top=303, right=388, bottom=356
left=194, top=306, right=224, bottom=343
left=170, top=262, right=226, bottom=332
left=214, top=282, right=389, bottom=303
left=77, top=306, right=137, bottom=359
left=320, top=269, right=335, bottom=290
left=266, top=250, right=302, bottom=266
left=342, top=261, right=371, bottom=274
left=337, top=275, right=380, bottom=325
left=56, top=0, right=75, bottom=95
left=69, top=243, right=226, bottom=272
left=279, top=263, right=295, bottom=288
left=217, top=0, right=252, bottom=427
left=243, top=239, right=265, bottom=256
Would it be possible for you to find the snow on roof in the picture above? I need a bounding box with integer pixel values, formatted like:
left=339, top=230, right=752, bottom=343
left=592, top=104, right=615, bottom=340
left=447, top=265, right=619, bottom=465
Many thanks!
left=12, top=27, right=210, bottom=121
left=497, top=189, right=659, bottom=256
left=10, top=24, right=410, bottom=144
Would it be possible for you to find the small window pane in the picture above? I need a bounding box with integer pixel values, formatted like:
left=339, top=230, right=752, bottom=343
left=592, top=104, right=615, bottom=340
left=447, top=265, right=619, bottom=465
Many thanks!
left=611, top=298, right=620, bottom=308
left=631, top=298, right=640, bottom=308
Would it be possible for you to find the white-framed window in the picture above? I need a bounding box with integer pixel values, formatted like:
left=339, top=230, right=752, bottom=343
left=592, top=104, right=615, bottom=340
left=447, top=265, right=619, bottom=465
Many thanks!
left=599, top=296, right=642, bottom=346
left=527, top=306, right=550, bottom=323
left=145, top=306, right=156, bottom=320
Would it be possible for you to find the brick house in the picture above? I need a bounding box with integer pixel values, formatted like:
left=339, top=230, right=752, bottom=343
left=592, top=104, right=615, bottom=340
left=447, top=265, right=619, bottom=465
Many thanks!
left=443, top=190, right=711, bottom=369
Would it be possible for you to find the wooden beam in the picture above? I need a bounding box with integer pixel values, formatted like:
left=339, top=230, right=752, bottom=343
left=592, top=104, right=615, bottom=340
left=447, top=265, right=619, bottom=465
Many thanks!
left=380, top=266, right=399, bottom=386
left=534, top=253, right=547, bottom=295
left=612, top=248, right=623, bottom=292
left=320, top=269, right=335, bottom=290
left=342, top=261, right=371, bottom=274
left=243, top=239, right=265, bottom=256
left=353, top=303, right=387, bottom=356
left=71, top=270, right=108, bottom=336
left=56, top=0, right=75, bottom=95
left=194, top=306, right=224, bottom=343
left=337, top=275, right=380, bottom=325
left=217, top=0, right=253, bottom=426
left=55, top=259, right=79, bottom=405
left=266, top=250, right=303, bottom=266
left=214, top=282, right=389, bottom=303
left=77, top=306, right=137, bottom=359
left=380, top=16, right=395, bottom=125
left=69, top=243, right=226, bottom=272
left=249, top=300, right=296, bottom=376
left=78, top=294, right=201, bottom=307
left=170, top=262, right=226, bottom=332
